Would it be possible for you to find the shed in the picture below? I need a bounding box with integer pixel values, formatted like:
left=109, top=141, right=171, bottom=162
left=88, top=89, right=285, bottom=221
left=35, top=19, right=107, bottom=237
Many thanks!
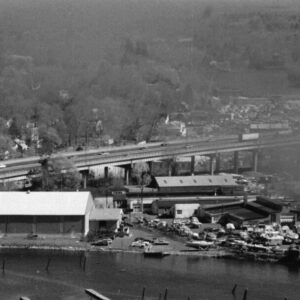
left=89, top=208, right=123, bottom=233
left=172, top=203, right=200, bottom=219
left=0, top=191, right=94, bottom=236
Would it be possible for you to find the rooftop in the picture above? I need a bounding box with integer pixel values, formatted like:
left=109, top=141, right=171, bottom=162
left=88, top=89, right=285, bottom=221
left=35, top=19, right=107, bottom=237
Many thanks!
left=0, top=192, right=93, bottom=216
left=89, top=208, right=123, bottom=221
left=155, top=175, right=238, bottom=188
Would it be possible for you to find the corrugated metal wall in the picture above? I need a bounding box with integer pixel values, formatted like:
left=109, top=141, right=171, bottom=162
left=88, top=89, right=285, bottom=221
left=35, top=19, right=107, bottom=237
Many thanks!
left=7, top=216, right=33, bottom=233
left=0, top=215, right=84, bottom=234
left=63, top=216, right=83, bottom=234
left=36, top=216, right=61, bottom=233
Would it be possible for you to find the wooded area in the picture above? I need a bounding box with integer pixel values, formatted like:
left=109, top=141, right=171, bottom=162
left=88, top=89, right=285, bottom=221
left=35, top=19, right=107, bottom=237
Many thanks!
left=0, top=0, right=300, bottom=158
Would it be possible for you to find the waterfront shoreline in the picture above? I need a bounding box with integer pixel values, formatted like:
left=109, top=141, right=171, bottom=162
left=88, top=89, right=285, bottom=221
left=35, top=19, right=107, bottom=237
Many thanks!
left=0, top=240, right=282, bottom=264
left=0, top=227, right=288, bottom=263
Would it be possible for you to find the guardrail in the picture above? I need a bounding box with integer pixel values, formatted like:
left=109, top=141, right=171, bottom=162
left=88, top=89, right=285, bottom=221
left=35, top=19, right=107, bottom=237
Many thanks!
left=0, top=135, right=300, bottom=180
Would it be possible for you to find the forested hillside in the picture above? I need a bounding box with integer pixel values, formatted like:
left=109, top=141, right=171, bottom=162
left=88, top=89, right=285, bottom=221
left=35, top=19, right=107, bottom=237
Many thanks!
left=0, top=0, right=300, bottom=157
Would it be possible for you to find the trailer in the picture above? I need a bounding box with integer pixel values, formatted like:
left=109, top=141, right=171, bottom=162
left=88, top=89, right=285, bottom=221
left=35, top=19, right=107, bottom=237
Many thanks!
left=239, top=133, right=259, bottom=142
left=250, top=123, right=290, bottom=131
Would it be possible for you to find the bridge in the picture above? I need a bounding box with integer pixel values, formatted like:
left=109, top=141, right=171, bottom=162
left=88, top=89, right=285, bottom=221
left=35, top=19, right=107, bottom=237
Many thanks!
left=0, top=134, right=299, bottom=184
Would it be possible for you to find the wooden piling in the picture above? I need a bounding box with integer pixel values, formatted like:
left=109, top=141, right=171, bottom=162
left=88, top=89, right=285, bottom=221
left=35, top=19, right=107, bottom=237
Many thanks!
left=79, top=254, right=83, bottom=267
left=141, top=287, right=146, bottom=300
left=45, top=258, right=51, bottom=272
left=232, top=284, right=237, bottom=295
left=242, top=288, right=248, bottom=300
left=164, top=288, right=168, bottom=300
left=158, top=293, right=161, bottom=300
left=2, top=259, right=5, bottom=273
left=82, top=255, right=87, bottom=271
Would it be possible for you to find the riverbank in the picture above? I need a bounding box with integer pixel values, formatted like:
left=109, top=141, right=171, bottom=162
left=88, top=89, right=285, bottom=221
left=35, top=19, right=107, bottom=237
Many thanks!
left=0, top=227, right=236, bottom=260
left=0, top=227, right=286, bottom=263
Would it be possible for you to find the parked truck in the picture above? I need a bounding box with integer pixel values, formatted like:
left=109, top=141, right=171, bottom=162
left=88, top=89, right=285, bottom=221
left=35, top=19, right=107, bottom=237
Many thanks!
left=239, top=133, right=259, bottom=142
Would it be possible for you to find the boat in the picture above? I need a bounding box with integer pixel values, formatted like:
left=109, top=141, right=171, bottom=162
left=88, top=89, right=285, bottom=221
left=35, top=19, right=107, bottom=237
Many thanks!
left=91, top=238, right=113, bottom=246
left=152, top=238, right=169, bottom=245
left=144, top=250, right=170, bottom=258
left=280, top=246, right=300, bottom=265
left=261, top=233, right=284, bottom=246
left=185, top=240, right=214, bottom=250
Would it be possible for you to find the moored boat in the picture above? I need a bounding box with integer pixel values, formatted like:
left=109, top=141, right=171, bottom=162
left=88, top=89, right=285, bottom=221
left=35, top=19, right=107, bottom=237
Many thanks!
left=185, top=240, right=214, bottom=250
left=143, top=250, right=170, bottom=258
left=152, top=238, right=169, bottom=245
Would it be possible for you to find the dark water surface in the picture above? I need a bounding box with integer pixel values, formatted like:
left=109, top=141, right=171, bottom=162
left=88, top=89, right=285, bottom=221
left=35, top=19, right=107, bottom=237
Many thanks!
left=0, top=250, right=299, bottom=300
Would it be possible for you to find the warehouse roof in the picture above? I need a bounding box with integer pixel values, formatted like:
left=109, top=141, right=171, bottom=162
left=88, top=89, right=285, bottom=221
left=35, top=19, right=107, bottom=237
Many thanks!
left=209, top=206, right=266, bottom=221
left=154, top=175, right=238, bottom=188
left=0, top=192, right=93, bottom=216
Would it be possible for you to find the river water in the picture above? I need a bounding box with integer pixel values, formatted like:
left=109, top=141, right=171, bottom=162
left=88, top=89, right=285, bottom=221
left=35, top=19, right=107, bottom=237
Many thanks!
left=0, top=250, right=299, bottom=300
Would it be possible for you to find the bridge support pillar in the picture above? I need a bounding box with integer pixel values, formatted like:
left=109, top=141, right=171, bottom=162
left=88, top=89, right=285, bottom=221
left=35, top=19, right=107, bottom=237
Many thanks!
left=168, top=162, right=172, bottom=176
left=168, top=158, right=176, bottom=176
left=104, top=166, right=109, bottom=179
left=215, top=153, right=220, bottom=174
left=148, top=161, right=153, bottom=174
left=124, top=165, right=132, bottom=185
left=81, top=170, right=89, bottom=189
left=191, top=156, right=195, bottom=175
left=209, top=154, right=220, bottom=175
left=209, top=155, right=215, bottom=175
left=233, top=151, right=239, bottom=174
left=252, top=150, right=258, bottom=172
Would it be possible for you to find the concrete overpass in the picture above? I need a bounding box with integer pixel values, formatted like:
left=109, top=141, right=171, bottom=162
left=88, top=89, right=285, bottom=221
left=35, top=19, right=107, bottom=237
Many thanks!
left=0, top=134, right=299, bottom=183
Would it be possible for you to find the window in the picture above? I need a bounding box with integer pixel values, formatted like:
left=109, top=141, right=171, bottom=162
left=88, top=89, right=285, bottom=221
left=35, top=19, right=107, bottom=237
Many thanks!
left=176, top=210, right=182, bottom=215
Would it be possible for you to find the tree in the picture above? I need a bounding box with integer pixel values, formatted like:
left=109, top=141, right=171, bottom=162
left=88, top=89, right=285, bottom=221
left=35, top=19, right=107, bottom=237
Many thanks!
left=286, top=64, right=300, bottom=87
left=132, top=162, right=151, bottom=212
left=37, top=125, right=62, bottom=155
left=0, top=134, right=14, bottom=160
left=37, top=156, right=81, bottom=191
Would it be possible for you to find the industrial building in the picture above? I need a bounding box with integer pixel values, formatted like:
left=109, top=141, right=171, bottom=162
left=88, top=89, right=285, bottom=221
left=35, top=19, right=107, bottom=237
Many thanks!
left=151, top=196, right=245, bottom=217
left=112, top=175, right=245, bottom=213
left=89, top=208, right=123, bottom=233
left=198, top=196, right=284, bottom=226
left=0, top=192, right=122, bottom=237
left=148, top=175, right=244, bottom=196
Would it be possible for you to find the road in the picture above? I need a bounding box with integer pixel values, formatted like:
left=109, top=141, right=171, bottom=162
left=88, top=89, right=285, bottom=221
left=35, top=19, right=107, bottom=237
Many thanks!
left=0, top=133, right=299, bottom=180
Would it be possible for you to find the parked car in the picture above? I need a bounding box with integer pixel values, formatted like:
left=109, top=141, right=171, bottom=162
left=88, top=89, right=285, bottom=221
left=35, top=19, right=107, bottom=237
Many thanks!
left=91, top=238, right=113, bottom=246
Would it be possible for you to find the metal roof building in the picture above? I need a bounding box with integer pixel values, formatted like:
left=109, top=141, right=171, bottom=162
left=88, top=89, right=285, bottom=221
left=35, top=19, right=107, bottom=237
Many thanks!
left=149, top=175, right=243, bottom=196
left=0, top=192, right=93, bottom=216
left=154, top=175, right=238, bottom=187
left=89, top=208, right=123, bottom=233
left=0, top=191, right=94, bottom=236
left=90, top=208, right=123, bottom=221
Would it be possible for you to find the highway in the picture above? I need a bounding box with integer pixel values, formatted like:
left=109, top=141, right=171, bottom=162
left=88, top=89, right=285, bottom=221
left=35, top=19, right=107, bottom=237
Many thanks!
left=0, top=133, right=300, bottom=181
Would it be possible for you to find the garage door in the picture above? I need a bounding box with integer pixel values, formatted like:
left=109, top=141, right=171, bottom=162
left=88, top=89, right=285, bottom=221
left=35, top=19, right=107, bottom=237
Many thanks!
left=36, top=216, right=61, bottom=234
left=63, top=216, right=83, bottom=234
left=7, top=216, right=34, bottom=233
